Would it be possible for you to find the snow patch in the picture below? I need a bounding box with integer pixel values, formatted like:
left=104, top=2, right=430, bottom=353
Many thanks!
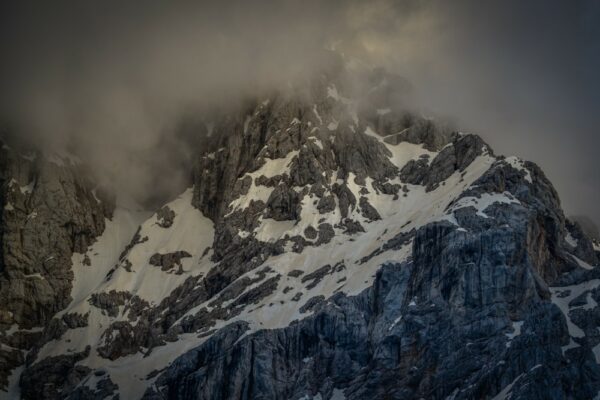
left=364, top=126, right=437, bottom=169
left=565, top=232, right=578, bottom=247
left=21, top=152, right=36, bottom=162
left=388, top=315, right=403, bottom=331
left=20, top=181, right=34, bottom=194
left=550, top=279, right=600, bottom=338
left=205, top=122, right=215, bottom=137
left=243, top=116, right=251, bottom=133
left=312, top=105, right=323, bottom=125
left=446, top=192, right=520, bottom=220
left=571, top=255, right=594, bottom=270
left=46, top=151, right=81, bottom=167
left=311, top=138, right=324, bottom=150
left=562, top=338, right=579, bottom=354
left=505, top=321, right=524, bottom=347
left=0, top=365, right=24, bottom=399
left=491, top=373, right=524, bottom=400
left=23, top=273, right=44, bottom=280
left=331, top=388, right=346, bottom=400
left=504, top=156, right=532, bottom=183
left=228, top=151, right=299, bottom=214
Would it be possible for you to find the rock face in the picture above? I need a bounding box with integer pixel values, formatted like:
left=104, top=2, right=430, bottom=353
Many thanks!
left=141, top=155, right=600, bottom=400
left=149, top=251, right=192, bottom=272
left=0, top=145, right=114, bottom=390
left=3, top=56, right=600, bottom=399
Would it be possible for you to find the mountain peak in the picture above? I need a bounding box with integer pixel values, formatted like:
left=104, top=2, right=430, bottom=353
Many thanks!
left=0, top=63, right=599, bottom=400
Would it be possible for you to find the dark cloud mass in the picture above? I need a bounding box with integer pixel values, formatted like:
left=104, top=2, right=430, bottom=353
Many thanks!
left=0, top=1, right=598, bottom=222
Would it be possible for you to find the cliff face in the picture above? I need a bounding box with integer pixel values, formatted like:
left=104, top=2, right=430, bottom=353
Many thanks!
left=1, top=61, right=600, bottom=400
left=0, top=144, right=114, bottom=390
left=143, top=114, right=600, bottom=400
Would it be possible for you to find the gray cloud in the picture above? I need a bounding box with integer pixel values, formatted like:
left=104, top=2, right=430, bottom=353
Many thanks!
left=0, top=0, right=349, bottom=204
left=0, top=1, right=598, bottom=223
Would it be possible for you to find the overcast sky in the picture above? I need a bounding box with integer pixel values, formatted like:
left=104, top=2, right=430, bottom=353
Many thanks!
left=0, top=0, right=597, bottom=224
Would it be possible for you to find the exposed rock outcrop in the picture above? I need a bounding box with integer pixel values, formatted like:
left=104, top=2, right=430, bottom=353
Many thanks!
left=0, top=144, right=114, bottom=389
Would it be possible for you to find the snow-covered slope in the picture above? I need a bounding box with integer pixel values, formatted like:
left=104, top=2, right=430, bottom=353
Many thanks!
left=21, top=133, right=494, bottom=398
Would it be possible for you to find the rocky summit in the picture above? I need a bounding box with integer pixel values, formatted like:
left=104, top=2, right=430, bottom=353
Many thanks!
left=1, top=59, right=599, bottom=400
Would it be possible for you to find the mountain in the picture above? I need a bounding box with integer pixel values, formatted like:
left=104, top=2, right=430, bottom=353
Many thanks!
left=1, top=58, right=599, bottom=400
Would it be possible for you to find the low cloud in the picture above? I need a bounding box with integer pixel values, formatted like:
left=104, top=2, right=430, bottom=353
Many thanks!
left=0, top=1, right=597, bottom=222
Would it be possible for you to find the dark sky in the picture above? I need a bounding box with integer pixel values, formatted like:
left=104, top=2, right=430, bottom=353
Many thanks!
left=0, top=1, right=598, bottom=224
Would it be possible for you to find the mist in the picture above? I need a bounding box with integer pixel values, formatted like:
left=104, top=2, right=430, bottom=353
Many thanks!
left=0, top=1, right=598, bottom=224
left=0, top=0, right=349, bottom=205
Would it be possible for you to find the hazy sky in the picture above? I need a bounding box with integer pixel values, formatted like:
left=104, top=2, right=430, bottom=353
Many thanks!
left=0, top=1, right=598, bottom=223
